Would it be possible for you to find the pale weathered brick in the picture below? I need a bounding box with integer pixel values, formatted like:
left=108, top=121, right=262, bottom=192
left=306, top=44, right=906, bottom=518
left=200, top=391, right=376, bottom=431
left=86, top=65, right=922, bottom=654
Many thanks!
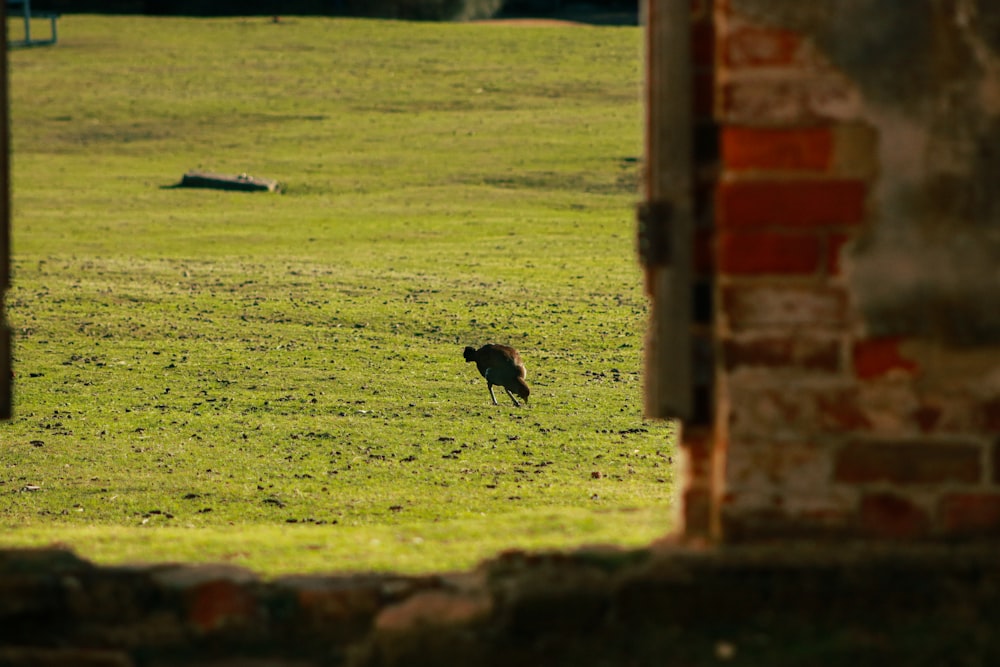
left=856, top=380, right=921, bottom=435
left=722, top=285, right=849, bottom=332
left=722, top=75, right=863, bottom=125
left=727, top=375, right=873, bottom=439
left=724, top=436, right=856, bottom=532
left=724, top=23, right=804, bottom=68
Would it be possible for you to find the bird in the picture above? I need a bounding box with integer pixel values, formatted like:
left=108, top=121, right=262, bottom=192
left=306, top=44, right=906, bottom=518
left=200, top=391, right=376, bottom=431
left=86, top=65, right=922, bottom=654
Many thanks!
left=463, top=344, right=530, bottom=407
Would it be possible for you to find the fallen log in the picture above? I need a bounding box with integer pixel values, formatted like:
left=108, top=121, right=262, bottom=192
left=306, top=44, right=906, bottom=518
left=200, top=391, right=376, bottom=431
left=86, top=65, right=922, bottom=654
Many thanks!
left=177, top=171, right=281, bottom=193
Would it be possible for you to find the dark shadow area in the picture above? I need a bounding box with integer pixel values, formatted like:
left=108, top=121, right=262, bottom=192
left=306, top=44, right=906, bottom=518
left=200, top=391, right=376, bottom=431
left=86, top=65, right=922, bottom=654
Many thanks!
left=3, top=543, right=999, bottom=666
left=497, top=1, right=638, bottom=25
left=29, top=0, right=638, bottom=23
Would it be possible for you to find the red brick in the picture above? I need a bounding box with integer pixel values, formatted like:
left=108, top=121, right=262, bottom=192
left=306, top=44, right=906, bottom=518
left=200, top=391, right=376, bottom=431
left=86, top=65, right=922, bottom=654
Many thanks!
left=938, top=493, right=1000, bottom=537
left=725, top=24, right=802, bottom=67
left=858, top=493, right=930, bottom=540
left=723, top=335, right=840, bottom=372
left=722, top=285, right=848, bottom=331
left=834, top=441, right=981, bottom=485
left=722, top=126, right=833, bottom=172
left=852, top=337, right=919, bottom=380
left=188, top=580, right=258, bottom=633
left=717, top=180, right=867, bottom=228
left=719, top=231, right=822, bottom=274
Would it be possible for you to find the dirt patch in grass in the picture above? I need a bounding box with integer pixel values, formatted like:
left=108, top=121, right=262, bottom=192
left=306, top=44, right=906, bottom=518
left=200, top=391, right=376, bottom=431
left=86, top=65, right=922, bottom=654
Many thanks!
left=473, top=18, right=586, bottom=26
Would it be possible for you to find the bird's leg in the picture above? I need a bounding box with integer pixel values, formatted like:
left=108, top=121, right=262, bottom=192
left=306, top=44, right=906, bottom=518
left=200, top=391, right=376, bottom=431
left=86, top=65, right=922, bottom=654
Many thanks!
left=504, top=388, right=521, bottom=408
left=488, top=383, right=499, bottom=405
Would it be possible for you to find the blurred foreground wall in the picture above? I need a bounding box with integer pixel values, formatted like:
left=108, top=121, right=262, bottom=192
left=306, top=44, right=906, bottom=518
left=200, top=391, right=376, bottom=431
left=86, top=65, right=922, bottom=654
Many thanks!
left=677, top=0, right=1000, bottom=542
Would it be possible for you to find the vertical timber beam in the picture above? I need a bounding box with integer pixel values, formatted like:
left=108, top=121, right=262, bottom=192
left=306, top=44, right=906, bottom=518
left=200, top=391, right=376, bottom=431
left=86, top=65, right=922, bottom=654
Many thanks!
left=1, top=5, right=11, bottom=420
left=640, top=0, right=693, bottom=420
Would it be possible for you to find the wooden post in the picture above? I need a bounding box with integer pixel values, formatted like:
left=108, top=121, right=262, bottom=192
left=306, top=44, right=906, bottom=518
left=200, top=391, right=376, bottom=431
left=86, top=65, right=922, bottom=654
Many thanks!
left=640, top=0, right=693, bottom=420
left=1, top=5, right=11, bottom=420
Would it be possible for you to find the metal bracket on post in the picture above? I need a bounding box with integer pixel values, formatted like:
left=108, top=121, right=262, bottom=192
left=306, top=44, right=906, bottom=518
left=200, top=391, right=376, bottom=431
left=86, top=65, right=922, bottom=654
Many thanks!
left=637, top=199, right=674, bottom=270
left=641, top=210, right=693, bottom=422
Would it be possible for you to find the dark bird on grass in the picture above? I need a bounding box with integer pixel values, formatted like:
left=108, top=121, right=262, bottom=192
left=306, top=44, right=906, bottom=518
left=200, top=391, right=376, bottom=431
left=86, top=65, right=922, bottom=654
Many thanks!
left=463, top=344, right=530, bottom=407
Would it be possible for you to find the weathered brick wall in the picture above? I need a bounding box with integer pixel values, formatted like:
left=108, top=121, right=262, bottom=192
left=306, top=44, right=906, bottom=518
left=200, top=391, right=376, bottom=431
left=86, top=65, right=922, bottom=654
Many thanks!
left=3, top=544, right=1000, bottom=666
left=700, top=0, right=1000, bottom=541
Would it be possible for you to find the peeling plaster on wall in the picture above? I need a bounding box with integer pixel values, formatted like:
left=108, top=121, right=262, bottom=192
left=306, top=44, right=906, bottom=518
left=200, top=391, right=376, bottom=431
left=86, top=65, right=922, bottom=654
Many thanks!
left=734, top=0, right=1000, bottom=346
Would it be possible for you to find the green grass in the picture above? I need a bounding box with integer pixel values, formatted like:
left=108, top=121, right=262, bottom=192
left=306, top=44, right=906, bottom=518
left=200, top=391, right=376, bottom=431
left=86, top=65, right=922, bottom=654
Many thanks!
left=1, top=16, right=676, bottom=576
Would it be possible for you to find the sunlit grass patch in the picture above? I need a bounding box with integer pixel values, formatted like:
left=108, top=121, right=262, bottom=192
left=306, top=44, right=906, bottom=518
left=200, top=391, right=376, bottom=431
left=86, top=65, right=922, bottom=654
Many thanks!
left=1, top=15, right=673, bottom=576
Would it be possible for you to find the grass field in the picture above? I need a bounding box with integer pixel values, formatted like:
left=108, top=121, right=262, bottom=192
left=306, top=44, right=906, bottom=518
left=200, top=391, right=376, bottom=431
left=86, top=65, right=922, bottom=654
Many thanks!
left=1, top=15, right=676, bottom=576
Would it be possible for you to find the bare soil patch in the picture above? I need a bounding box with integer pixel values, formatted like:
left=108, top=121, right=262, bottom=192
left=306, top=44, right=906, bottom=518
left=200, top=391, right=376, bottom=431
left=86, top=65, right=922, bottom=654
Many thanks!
left=473, top=17, right=586, bottom=25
